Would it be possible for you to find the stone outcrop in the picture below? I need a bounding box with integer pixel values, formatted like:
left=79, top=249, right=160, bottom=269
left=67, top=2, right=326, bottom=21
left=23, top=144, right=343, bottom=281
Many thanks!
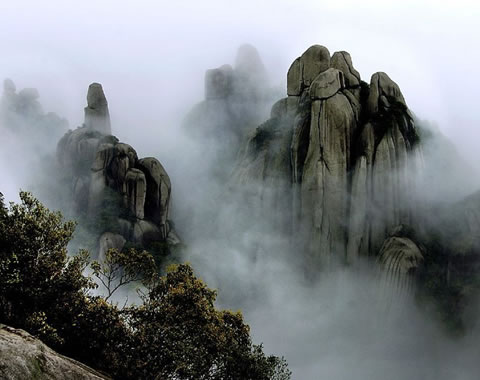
left=57, top=83, right=177, bottom=258
left=0, top=324, right=110, bottom=380
left=231, top=44, right=423, bottom=271
left=84, top=83, right=111, bottom=135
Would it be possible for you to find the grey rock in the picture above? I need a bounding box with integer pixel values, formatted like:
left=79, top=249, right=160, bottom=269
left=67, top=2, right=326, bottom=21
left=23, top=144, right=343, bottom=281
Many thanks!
left=330, top=51, right=361, bottom=88
left=124, top=168, right=146, bottom=220
left=231, top=44, right=423, bottom=271
left=0, top=324, right=110, bottom=380
left=287, top=58, right=302, bottom=96
left=310, top=68, right=345, bottom=100
left=300, top=45, right=330, bottom=87
left=84, top=83, right=111, bottom=135
left=378, top=236, right=423, bottom=293
left=137, top=157, right=171, bottom=238
left=367, top=72, right=407, bottom=115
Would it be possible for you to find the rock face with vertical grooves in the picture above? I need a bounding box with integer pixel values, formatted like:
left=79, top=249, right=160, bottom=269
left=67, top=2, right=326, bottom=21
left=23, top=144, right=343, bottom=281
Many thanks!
left=231, top=44, right=423, bottom=273
left=57, top=83, right=177, bottom=258
left=377, top=231, right=424, bottom=294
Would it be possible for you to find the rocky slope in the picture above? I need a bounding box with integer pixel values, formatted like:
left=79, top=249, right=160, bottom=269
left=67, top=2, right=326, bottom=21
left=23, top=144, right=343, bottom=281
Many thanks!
left=57, top=83, right=178, bottom=259
left=0, top=324, right=110, bottom=380
left=231, top=45, right=424, bottom=274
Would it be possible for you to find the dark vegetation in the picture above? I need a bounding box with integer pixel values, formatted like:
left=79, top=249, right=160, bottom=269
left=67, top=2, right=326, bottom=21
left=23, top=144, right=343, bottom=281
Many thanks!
left=0, top=191, right=291, bottom=380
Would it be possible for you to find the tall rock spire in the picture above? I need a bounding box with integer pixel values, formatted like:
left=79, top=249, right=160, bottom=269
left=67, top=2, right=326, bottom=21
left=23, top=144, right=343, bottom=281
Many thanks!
left=84, top=82, right=111, bottom=135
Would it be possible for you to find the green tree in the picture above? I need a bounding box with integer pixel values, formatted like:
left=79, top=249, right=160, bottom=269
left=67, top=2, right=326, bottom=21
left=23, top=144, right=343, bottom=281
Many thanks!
left=0, top=192, right=290, bottom=380
left=127, top=263, right=291, bottom=380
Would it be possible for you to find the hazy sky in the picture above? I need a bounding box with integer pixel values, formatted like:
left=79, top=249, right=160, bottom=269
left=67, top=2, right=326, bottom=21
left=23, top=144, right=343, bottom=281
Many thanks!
left=1, top=0, right=479, bottom=164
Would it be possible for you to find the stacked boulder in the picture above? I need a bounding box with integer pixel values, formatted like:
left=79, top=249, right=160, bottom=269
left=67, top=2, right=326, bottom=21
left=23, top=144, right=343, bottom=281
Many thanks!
left=57, top=83, right=176, bottom=259
left=232, top=45, right=424, bottom=276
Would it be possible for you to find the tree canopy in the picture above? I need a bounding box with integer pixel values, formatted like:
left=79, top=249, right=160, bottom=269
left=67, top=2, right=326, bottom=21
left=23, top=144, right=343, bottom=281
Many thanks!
left=0, top=191, right=290, bottom=380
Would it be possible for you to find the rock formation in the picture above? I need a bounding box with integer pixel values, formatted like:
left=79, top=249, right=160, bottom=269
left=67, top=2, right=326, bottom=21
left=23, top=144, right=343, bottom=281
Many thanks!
left=231, top=45, right=424, bottom=272
left=57, top=83, right=177, bottom=259
left=182, top=44, right=279, bottom=179
left=84, top=83, right=111, bottom=135
left=0, top=324, right=110, bottom=380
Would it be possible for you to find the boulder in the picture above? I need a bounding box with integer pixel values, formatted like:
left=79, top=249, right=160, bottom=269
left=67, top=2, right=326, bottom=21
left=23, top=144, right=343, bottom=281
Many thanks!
left=367, top=72, right=407, bottom=114
left=300, top=45, right=330, bottom=87
left=0, top=324, right=110, bottom=380
left=330, top=51, right=361, bottom=88
left=310, top=68, right=345, bottom=100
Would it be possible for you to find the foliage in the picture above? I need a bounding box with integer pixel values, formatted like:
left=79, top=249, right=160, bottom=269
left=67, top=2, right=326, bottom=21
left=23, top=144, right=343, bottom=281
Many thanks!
left=91, top=248, right=156, bottom=301
left=0, top=192, right=290, bottom=380
left=128, top=263, right=291, bottom=379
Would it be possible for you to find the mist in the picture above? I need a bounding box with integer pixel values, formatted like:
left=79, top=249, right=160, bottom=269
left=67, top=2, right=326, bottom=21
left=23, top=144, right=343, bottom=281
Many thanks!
left=2, top=1, right=480, bottom=379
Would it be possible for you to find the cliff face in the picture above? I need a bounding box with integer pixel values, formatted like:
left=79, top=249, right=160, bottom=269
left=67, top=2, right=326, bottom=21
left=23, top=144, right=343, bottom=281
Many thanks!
left=232, top=45, right=424, bottom=273
left=57, top=83, right=177, bottom=259
left=0, top=324, right=110, bottom=380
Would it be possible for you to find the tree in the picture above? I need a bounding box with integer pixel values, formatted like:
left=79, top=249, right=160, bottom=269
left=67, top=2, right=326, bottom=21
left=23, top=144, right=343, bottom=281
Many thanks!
left=127, top=263, right=291, bottom=380
left=0, top=192, right=290, bottom=379
left=91, top=247, right=156, bottom=302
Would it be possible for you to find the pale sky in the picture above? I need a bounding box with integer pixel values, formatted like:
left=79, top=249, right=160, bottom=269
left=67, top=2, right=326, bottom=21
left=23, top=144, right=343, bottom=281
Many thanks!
left=1, top=0, right=479, bottom=166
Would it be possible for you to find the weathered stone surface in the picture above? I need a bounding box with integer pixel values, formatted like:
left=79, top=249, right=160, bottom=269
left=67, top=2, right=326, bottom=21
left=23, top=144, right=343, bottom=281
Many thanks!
left=57, top=127, right=103, bottom=176
left=0, top=324, right=110, bottom=380
left=367, top=72, right=407, bottom=114
left=300, top=45, right=330, bottom=86
left=331, top=51, right=361, bottom=88
left=137, top=157, right=171, bottom=237
left=378, top=235, right=424, bottom=292
left=124, top=168, right=146, bottom=219
left=98, top=232, right=126, bottom=261
left=84, top=83, right=111, bottom=135
left=287, top=58, right=302, bottom=96
left=300, top=92, right=356, bottom=266
left=310, top=68, right=345, bottom=100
